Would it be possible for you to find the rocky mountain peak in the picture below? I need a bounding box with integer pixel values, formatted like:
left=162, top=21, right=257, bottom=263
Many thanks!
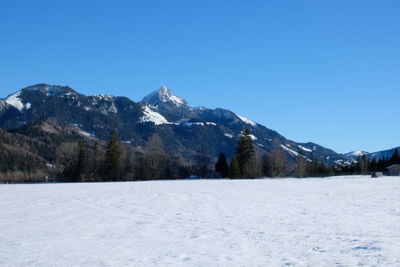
left=142, top=86, right=188, bottom=108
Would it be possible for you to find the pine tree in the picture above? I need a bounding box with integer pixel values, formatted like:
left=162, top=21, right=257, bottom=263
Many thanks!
left=90, top=141, right=102, bottom=181
left=228, top=156, right=241, bottom=178
left=356, top=155, right=369, bottom=174
left=235, top=129, right=254, bottom=177
left=390, top=149, right=400, bottom=165
left=103, top=130, right=123, bottom=180
left=215, top=153, right=229, bottom=177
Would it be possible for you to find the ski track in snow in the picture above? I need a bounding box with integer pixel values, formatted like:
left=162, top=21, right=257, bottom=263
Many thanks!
left=1, top=176, right=400, bottom=266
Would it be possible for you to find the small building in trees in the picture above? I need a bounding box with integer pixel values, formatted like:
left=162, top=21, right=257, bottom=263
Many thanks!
left=385, top=164, right=400, bottom=176
left=371, top=171, right=383, bottom=178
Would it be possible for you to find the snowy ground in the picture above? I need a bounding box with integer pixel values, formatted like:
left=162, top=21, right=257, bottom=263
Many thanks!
left=1, top=176, right=400, bottom=266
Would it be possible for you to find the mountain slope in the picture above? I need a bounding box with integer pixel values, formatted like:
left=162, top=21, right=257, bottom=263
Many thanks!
left=0, top=118, right=98, bottom=181
left=1, top=83, right=349, bottom=164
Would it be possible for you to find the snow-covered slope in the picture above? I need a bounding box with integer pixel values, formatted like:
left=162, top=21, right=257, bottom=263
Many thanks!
left=5, top=91, right=25, bottom=111
left=237, top=115, right=257, bottom=126
left=1, top=177, right=399, bottom=266
left=4, top=84, right=78, bottom=112
left=140, top=105, right=170, bottom=125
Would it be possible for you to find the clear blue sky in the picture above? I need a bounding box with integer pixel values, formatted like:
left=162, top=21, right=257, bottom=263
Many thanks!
left=1, top=0, right=399, bottom=153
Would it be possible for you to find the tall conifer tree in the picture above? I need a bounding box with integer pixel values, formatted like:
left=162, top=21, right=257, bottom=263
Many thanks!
left=235, top=129, right=254, bottom=177
left=104, top=130, right=123, bottom=180
left=229, top=156, right=241, bottom=178
left=76, top=141, right=86, bottom=181
left=215, top=153, right=229, bottom=177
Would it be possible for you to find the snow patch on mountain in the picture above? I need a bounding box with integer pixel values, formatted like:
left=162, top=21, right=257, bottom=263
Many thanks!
left=193, top=106, right=207, bottom=111
left=181, top=122, right=205, bottom=126
left=140, top=106, right=170, bottom=125
left=345, top=151, right=368, bottom=157
left=298, top=145, right=312, bottom=152
left=335, top=159, right=355, bottom=166
left=94, top=94, right=115, bottom=101
left=224, top=133, right=234, bottom=138
left=249, top=134, right=257, bottom=141
left=108, top=102, right=118, bottom=113
left=5, top=91, right=25, bottom=111
left=78, top=129, right=95, bottom=138
left=179, top=121, right=217, bottom=127
left=281, top=144, right=299, bottom=157
left=237, top=115, right=257, bottom=126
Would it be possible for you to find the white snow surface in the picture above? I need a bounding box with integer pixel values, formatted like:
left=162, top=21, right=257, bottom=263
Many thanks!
left=140, top=105, right=170, bottom=125
left=1, top=177, right=400, bottom=266
left=237, top=114, right=257, bottom=126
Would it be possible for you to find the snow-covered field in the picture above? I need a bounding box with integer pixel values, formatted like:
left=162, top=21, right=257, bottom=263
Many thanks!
left=1, top=176, right=400, bottom=266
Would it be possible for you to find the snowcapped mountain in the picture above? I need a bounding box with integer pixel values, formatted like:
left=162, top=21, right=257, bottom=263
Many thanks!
left=142, top=86, right=188, bottom=108
left=0, top=83, right=350, bottom=164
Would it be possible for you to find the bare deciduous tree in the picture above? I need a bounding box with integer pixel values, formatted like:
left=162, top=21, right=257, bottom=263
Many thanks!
left=295, top=155, right=308, bottom=178
left=269, top=149, right=288, bottom=178
left=144, top=134, right=168, bottom=179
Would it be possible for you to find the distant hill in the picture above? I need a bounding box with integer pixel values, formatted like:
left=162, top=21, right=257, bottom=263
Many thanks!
left=345, top=147, right=400, bottom=161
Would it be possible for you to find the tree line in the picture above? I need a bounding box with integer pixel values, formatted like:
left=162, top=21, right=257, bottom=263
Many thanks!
left=338, top=150, right=400, bottom=175
left=2, top=126, right=399, bottom=182
left=62, top=131, right=195, bottom=182
left=214, top=129, right=400, bottom=178
left=215, top=129, right=291, bottom=178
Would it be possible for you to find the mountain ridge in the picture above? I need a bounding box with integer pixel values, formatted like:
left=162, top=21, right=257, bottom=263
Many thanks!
left=0, top=83, right=354, bottom=165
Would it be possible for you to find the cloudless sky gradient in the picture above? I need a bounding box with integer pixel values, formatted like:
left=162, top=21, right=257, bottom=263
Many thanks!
left=0, top=0, right=399, bottom=153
